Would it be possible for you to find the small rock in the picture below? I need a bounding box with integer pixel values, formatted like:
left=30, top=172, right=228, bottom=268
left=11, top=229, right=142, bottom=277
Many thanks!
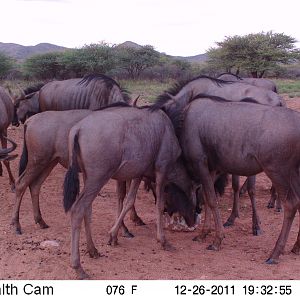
left=40, top=240, right=60, bottom=248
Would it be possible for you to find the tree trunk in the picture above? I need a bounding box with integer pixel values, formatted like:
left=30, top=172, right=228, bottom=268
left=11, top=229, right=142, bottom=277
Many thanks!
left=251, top=71, right=258, bottom=78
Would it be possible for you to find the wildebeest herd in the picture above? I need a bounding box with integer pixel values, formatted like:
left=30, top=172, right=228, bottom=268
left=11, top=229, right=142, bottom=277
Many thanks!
left=1, top=73, right=300, bottom=279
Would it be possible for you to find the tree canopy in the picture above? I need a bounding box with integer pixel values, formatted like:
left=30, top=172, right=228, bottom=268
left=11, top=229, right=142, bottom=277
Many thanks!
left=207, top=32, right=300, bottom=77
left=0, top=52, right=15, bottom=79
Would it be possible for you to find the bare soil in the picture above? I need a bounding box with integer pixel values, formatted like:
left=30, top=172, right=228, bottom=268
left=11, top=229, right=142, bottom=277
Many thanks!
left=1, top=96, right=300, bottom=280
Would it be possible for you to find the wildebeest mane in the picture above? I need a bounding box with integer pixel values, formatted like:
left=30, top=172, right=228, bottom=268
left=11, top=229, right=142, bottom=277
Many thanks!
left=93, top=102, right=131, bottom=111
left=78, top=74, right=130, bottom=103
left=23, top=83, right=45, bottom=95
left=152, top=75, right=235, bottom=111
left=93, top=102, right=153, bottom=112
left=218, top=72, right=243, bottom=80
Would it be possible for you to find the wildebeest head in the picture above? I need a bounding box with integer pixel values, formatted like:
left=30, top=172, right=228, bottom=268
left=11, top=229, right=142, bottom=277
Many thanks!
left=15, top=91, right=41, bottom=124
left=164, top=183, right=200, bottom=227
left=14, top=83, right=44, bottom=124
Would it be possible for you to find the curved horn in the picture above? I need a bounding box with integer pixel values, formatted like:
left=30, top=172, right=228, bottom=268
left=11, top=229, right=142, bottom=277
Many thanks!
left=132, top=95, right=140, bottom=107
left=0, top=136, right=17, bottom=156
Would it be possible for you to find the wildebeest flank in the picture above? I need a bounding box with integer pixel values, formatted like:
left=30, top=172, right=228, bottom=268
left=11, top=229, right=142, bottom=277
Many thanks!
left=15, top=74, right=130, bottom=123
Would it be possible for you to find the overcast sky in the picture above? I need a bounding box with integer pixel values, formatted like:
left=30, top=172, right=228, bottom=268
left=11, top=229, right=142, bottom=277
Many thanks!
left=1, top=0, right=300, bottom=56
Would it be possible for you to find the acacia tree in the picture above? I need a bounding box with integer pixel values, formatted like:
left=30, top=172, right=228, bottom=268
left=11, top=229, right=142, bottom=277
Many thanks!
left=116, top=45, right=160, bottom=79
left=0, top=52, right=15, bottom=79
left=207, top=32, right=300, bottom=77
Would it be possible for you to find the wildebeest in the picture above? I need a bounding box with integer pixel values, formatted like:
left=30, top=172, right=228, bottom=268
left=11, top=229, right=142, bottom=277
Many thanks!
left=14, top=74, right=130, bottom=123
left=63, top=104, right=198, bottom=279
left=0, top=87, right=19, bottom=190
left=218, top=72, right=278, bottom=92
left=156, top=75, right=285, bottom=235
left=10, top=109, right=147, bottom=235
left=154, top=93, right=300, bottom=264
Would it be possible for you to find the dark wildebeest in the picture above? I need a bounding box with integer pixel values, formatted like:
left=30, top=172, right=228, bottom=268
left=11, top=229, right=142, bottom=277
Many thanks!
left=154, top=93, right=300, bottom=264
left=14, top=74, right=130, bottom=123
left=0, top=87, right=19, bottom=190
left=156, top=75, right=285, bottom=235
left=218, top=73, right=282, bottom=212
left=63, top=104, right=198, bottom=279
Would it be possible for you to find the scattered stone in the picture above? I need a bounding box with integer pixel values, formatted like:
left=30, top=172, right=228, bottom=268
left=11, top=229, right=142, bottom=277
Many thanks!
left=40, top=240, right=60, bottom=248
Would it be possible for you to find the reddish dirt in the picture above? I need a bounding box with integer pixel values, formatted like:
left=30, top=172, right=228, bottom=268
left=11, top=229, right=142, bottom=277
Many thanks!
left=1, top=95, right=300, bottom=280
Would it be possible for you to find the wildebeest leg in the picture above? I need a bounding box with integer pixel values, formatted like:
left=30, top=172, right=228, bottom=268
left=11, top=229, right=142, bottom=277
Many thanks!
left=193, top=199, right=212, bottom=241
left=130, top=205, right=146, bottom=226
left=108, top=178, right=142, bottom=246
left=224, top=175, right=240, bottom=227
left=291, top=208, right=300, bottom=255
left=155, top=171, right=174, bottom=251
left=239, top=177, right=248, bottom=197
left=70, top=177, right=109, bottom=280
left=0, top=131, right=15, bottom=191
left=121, top=180, right=145, bottom=227
left=28, top=161, right=58, bottom=229
left=266, top=174, right=298, bottom=264
left=246, top=176, right=262, bottom=235
left=11, top=162, right=54, bottom=234
left=116, top=180, right=134, bottom=238
left=84, top=203, right=101, bottom=258
left=193, top=167, right=224, bottom=250
left=267, top=185, right=282, bottom=212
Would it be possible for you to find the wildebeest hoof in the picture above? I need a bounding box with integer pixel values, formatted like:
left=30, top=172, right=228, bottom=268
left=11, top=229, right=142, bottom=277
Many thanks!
left=10, top=185, right=16, bottom=193
left=275, top=208, right=283, bottom=213
left=207, top=244, right=220, bottom=251
left=192, top=231, right=209, bottom=242
left=291, top=245, right=300, bottom=255
left=38, top=220, right=49, bottom=229
left=75, top=267, right=90, bottom=280
left=87, top=247, right=102, bottom=259
left=223, top=220, right=234, bottom=227
left=107, top=236, right=118, bottom=246
left=133, top=218, right=146, bottom=226
left=162, top=242, right=176, bottom=252
left=122, top=231, right=134, bottom=238
left=15, top=228, right=22, bottom=235
left=265, top=258, right=279, bottom=264
left=267, top=202, right=274, bottom=209
left=253, top=228, right=262, bottom=236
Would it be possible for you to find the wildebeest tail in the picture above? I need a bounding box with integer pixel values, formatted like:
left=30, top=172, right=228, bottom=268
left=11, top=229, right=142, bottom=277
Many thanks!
left=63, top=133, right=80, bottom=212
left=19, top=125, right=28, bottom=176
left=214, top=174, right=229, bottom=196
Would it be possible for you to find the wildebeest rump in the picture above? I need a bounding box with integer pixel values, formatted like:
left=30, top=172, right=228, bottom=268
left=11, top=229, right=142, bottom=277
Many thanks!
left=63, top=104, right=197, bottom=279
left=0, top=87, right=18, bottom=189
left=161, top=94, right=300, bottom=264
left=15, top=74, right=130, bottom=123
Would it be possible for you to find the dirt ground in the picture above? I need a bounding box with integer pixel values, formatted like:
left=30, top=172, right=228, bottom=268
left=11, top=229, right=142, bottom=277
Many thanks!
left=1, top=96, right=300, bottom=280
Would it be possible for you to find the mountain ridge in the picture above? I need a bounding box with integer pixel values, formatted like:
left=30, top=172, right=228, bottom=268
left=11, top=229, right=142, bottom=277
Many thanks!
left=0, top=41, right=207, bottom=62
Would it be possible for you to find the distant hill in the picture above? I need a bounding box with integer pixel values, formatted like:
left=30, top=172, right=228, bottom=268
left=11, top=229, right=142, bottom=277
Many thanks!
left=0, top=42, right=68, bottom=60
left=174, top=53, right=208, bottom=63
left=0, top=41, right=207, bottom=63
left=117, top=41, right=208, bottom=63
left=117, top=41, right=143, bottom=50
